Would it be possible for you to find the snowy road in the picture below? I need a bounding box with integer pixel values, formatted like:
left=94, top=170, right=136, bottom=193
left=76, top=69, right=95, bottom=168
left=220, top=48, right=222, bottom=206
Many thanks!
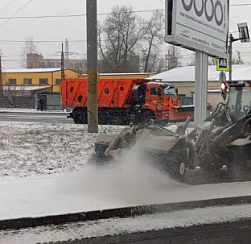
left=0, top=112, right=72, bottom=124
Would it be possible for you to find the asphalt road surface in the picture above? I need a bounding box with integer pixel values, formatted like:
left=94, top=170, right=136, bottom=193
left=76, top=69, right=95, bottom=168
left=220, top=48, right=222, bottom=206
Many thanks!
left=49, top=219, right=251, bottom=244
left=0, top=112, right=73, bottom=124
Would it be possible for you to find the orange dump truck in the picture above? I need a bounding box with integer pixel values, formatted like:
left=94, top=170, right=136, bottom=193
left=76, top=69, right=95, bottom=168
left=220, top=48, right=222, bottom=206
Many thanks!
left=61, top=79, right=207, bottom=125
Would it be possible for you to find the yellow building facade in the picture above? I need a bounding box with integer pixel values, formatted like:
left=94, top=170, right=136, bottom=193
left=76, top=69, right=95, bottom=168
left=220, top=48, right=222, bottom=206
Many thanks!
left=79, top=72, right=156, bottom=80
left=3, top=68, right=79, bottom=93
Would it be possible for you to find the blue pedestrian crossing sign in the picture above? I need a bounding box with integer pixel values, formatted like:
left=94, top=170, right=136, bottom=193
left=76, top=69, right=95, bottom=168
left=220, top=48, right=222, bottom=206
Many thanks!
left=217, top=58, right=229, bottom=71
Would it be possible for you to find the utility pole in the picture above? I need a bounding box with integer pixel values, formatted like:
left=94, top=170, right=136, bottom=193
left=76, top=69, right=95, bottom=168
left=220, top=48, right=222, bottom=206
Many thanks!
left=87, top=0, right=98, bottom=133
left=0, top=56, right=3, bottom=97
left=167, top=49, right=171, bottom=70
left=65, top=39, right=69, bottom=69
left=61, top=43, right=65, bottom=80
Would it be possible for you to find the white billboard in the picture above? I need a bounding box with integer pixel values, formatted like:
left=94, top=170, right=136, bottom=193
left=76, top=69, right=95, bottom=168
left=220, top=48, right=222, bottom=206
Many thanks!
left=165, top=0, right=229, bottom=58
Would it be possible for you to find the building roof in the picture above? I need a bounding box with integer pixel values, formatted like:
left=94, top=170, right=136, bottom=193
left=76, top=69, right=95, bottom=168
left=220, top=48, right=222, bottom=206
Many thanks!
left=3, top=86, right=51, bottom=91
left=3, top=68, right=62, bottom=73
left=146, top=65, right=251, bottom=82
left=81, top=72, right=156, bottom=76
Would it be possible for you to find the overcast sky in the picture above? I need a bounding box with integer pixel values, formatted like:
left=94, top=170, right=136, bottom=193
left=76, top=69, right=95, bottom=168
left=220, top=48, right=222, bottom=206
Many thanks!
left=0, top=0, right=250, bottom=69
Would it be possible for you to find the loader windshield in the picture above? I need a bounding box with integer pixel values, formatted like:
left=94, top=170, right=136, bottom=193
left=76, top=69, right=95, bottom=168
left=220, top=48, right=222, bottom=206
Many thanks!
left=227, top=86, right=251, bottom=121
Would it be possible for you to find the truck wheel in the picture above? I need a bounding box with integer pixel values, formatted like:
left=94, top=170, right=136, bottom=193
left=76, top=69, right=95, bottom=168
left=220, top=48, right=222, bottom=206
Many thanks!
left=73, top=109, right=87, bottom=124
left=157, top=120, right=169, bottom=127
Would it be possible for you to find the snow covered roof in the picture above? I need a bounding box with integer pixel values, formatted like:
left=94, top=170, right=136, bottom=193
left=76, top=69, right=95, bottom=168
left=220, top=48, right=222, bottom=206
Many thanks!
left=3, top=86, right=51, bottom=91
left=146, top=65, right=251, bottom=82
left=3, top=68, right=62, bottom=73
left=81, top=72, right=155, bottom=76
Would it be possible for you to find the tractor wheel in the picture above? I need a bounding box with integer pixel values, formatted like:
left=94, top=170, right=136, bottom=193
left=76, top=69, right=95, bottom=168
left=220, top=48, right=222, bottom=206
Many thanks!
left=73, top=109, right=87, bottom=124
left=199, top=154, right=224, bottom=172
left=227, top=160, right=246, bottom=181
left=200, top=162, right=224, bottom=172
left=227, top=147, right=248, bottom=181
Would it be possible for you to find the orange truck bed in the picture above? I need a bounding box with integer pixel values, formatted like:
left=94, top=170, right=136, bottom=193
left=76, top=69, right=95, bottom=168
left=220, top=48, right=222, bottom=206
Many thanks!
left=62, top=79, right=144, bottom=108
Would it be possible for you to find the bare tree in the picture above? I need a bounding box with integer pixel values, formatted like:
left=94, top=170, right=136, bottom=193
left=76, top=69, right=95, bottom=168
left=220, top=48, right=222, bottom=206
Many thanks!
left=98, top=6, right=145, bottom=73
left=188, top=54, right=218, bottom=66
left=208, top=57, right=217, bottom=65
left=21, top=36, right=38, bottom=67
left=142, top=10, right=165, bottom=72
left=166, top=45, right=181, bottom=70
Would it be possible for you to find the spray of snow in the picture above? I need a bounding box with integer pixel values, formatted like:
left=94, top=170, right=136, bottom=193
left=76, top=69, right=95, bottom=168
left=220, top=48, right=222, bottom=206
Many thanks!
left=59, top=139, right=184, bottom=205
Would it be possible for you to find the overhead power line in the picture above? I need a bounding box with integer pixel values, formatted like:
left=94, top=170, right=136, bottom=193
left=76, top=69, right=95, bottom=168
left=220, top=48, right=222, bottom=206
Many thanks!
left=0, top=3, right=249, bottom=20
left=0, top=39, right=87, bottom=43
left=0, top=0, right=18, bottom=13
left=0, top=0, right=34, bottom=29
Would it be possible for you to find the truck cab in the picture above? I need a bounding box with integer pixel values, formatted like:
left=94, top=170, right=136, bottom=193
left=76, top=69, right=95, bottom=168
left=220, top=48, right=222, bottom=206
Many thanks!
left=142, top=81, right=180, bottom=121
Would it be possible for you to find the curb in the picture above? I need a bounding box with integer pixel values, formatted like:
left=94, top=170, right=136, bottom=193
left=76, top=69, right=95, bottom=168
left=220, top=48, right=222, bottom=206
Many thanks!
left=1, top=195, right=251, bottom=231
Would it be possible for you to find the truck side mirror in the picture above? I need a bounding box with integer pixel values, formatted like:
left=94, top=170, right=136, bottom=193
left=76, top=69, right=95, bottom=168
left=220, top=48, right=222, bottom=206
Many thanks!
left=158, top=88, right=162, bottom=97
left=176, top=88, right=179, bottom=94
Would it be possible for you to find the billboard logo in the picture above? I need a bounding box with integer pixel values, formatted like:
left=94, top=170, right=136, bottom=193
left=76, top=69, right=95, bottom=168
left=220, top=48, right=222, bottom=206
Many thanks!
left=181, top=0, right=224, bottom=26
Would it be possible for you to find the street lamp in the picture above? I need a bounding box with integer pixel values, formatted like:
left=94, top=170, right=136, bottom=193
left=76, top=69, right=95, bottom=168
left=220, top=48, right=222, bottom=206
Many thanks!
left=229, top=23, right=250, bottom=82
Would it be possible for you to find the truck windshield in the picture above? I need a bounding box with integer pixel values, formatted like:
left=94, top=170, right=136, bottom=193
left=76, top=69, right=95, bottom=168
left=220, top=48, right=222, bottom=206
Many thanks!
left=227, top=86, right=251, bottom=121
left=163, top=87, right=177, bottom=97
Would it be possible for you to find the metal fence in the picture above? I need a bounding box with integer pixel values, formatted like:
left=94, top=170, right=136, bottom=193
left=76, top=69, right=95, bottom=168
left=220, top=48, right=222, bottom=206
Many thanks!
left=0, top=96, right=35, bottom=108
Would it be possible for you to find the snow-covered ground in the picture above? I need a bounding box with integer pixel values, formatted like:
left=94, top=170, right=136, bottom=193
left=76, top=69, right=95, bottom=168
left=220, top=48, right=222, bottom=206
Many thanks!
left=0, top=108, right=69, bottom=113
left=0, top=121, right=191, bottom=179
left=0, top=122, right=125, bottom=179
left=1, top=204, right=251, bottom=244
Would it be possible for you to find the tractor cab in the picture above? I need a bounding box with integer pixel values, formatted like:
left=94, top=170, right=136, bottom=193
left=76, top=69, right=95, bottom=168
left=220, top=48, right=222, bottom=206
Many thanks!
left=221, top=80, right=251, bottom=122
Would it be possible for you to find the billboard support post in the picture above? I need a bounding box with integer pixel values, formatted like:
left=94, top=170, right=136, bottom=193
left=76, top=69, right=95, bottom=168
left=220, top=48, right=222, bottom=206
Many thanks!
left=195, top=51, right=208, bottom=125
left=229, top=34, right=233, bottom=82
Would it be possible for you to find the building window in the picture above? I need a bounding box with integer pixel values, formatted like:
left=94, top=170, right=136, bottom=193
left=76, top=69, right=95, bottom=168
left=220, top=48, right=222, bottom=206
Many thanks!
left=56, top=79, right=63, bottom=85
left=39, top=78, right=48, bottom=85
left=8, top=79, right=17, bottom=86
left=24, top=78, right=32, bottom=85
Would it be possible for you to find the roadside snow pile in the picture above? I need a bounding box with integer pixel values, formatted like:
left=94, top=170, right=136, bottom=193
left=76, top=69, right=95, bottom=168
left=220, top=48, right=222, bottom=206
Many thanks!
left=2, top=204, right=251, bottom=243
left=0, top=122, right=125, bottom=179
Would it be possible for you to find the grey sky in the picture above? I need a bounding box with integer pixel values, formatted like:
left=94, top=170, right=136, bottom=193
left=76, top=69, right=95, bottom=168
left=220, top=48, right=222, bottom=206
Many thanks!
left=0, top=0, right=250, bottom=69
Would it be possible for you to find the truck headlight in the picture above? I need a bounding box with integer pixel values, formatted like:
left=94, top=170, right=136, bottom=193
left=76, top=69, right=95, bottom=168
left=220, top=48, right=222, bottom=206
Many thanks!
left=221, top=82, right=226, bottom=90
left=157, top=104, right=163, bottom=110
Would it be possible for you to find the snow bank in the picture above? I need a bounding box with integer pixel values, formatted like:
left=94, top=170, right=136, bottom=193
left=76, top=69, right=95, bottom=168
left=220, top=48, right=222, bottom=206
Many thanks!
left=1, top=204, right=251, bottom=243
